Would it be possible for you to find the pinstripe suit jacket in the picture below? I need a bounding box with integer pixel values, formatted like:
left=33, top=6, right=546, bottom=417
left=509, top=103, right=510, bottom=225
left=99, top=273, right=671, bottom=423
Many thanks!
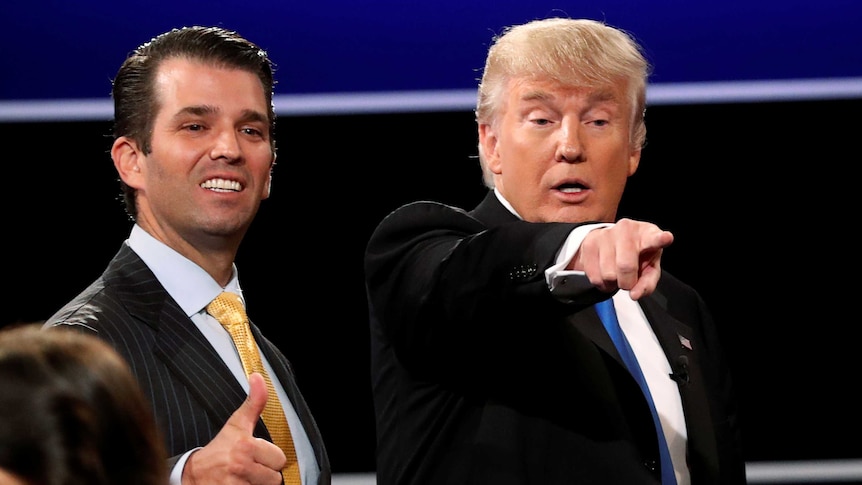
left=44, top=243, right=331, bottom=484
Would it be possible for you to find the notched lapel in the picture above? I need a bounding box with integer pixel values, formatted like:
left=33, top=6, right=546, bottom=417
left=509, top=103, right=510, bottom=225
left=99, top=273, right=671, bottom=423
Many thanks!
left=638, top=295, right=695, bottom=376
left=567, top=306, right=625, bottom=367
left=113, top=246, right=265, bottom=438
left=154, top=300, right=250, bottom=425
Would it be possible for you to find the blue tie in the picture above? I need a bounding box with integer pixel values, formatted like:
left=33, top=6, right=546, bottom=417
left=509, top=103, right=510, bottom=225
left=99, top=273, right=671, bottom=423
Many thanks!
left=595, top=297, right=677, bottom=485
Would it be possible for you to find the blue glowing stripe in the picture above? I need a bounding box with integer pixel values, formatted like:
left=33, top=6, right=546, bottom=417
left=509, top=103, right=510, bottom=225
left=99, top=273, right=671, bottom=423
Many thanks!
left=2, top=78, right=860, bottom=122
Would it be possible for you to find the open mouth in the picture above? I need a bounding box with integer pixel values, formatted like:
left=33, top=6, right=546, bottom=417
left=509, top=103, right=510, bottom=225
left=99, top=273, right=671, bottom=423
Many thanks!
left=556, top=182, right=586, bottom=193
left=201, top=178, right=242, bottom=192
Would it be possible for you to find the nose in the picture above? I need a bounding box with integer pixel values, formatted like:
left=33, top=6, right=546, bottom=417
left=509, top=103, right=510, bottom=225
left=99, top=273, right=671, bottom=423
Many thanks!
left=210, top=130, right=242, bottom=162
left=555, top=122, right=583, bottom=163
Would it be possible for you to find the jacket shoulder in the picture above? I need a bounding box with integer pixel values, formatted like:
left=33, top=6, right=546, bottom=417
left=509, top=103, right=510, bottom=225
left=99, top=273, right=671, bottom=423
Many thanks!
left=44, top=277, right=117, bottom=331
left=378, top=200, right=474, bottom=227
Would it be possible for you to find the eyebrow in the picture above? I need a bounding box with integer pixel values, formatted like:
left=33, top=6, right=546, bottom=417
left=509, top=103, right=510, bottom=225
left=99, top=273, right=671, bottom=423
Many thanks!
left=519, top=87, right=618, bottom=105
left=173, top=105, right=269, bottom=124
left=175, top=104, right=218, bottom=118
left=520, top=89, right=554, bottom=103
left=238, top=109, right=269, bottom=125
left=589, top=90, right=618, bottom=103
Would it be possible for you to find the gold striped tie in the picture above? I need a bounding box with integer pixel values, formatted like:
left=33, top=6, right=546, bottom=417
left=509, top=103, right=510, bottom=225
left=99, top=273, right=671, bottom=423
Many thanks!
left=207, top=291, right=301, bottom=484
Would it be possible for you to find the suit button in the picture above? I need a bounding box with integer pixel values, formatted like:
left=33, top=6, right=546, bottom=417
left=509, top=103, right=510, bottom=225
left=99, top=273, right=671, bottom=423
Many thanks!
left=508, top=264, right=538, bottom=281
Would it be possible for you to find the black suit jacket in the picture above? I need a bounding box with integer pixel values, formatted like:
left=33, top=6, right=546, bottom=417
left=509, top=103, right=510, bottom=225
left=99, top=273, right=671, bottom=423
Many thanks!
left=44, top=243, right=331, bottom=484
left=364, top=192, right=745, bottom=484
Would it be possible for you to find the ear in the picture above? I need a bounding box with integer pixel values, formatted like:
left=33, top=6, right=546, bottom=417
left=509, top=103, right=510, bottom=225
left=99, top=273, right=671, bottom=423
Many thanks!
left=478, top=123, right=502, bottom=175
left=627, top=146, right=642, bottom=177
left=112, top=136, right=145, bottom=188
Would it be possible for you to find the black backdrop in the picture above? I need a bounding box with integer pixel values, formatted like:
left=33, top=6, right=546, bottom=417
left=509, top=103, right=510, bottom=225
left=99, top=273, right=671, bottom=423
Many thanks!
left=4, top=98, right=861, bottom=473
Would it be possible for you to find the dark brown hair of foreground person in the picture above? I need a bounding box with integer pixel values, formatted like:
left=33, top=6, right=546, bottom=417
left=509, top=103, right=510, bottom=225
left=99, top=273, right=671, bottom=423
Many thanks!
left=0, top=324, right=168, bottom=485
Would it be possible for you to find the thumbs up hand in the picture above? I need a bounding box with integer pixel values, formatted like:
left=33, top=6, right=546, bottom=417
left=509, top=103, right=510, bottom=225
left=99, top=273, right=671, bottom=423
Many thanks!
left=182, top=373, right=287, bottom=485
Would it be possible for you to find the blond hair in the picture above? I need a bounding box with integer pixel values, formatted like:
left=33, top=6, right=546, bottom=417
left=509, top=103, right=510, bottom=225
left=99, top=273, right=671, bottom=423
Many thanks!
left=475, top=18, right=650, bottom=188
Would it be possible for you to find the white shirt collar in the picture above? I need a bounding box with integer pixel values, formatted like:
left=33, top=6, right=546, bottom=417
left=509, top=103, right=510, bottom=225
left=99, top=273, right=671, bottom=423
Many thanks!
left=127, top=224, right=241, bottom=317
left=493, top=187, right=524, bottom=220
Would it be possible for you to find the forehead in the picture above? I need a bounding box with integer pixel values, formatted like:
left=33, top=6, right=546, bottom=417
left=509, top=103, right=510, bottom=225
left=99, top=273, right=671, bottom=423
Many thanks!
left=506, top=76, right=627, bottom=108
left=152, top=57, right=268, bottom=109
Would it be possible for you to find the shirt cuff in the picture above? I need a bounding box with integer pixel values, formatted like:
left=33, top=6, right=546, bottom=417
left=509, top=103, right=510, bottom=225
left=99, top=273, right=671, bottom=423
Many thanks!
left=546, top=222, right=612, bottom=292
left=169, top=448, right=201, bottom=485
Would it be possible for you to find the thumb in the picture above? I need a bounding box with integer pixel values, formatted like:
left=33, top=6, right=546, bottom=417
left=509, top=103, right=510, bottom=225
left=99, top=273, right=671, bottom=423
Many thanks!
left=230, top=372, right=268, bottom=433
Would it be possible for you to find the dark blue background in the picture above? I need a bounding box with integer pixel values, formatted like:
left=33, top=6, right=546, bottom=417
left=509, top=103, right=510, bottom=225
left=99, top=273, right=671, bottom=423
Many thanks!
left=4, top=0, right=861, bottom=100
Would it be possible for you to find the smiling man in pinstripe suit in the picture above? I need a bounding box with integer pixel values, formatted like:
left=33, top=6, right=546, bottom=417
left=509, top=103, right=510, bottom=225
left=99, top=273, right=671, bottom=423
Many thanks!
left=44, top=26, right=330, bottom=485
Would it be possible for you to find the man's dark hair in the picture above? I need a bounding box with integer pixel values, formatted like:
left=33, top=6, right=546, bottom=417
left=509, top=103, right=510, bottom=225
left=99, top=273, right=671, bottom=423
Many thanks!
left=111, top=26, right=276, bottom=220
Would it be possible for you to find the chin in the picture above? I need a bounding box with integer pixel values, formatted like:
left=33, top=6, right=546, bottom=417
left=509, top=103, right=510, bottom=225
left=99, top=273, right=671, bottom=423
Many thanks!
left=548, top=207, right=596, bottom=224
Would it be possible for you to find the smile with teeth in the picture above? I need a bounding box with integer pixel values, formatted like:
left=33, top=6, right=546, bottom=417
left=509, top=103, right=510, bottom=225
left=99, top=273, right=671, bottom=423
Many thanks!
left=201, top=178, right=242, bottom=192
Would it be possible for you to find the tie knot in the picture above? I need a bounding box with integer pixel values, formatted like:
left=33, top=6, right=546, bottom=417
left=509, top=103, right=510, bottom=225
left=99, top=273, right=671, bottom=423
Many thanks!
left=206, top=292, right=247, bottom=328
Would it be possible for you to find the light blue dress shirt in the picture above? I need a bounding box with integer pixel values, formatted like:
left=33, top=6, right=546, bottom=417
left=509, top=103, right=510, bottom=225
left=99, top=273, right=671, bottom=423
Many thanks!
left=128, top=224, right=319, bottom=485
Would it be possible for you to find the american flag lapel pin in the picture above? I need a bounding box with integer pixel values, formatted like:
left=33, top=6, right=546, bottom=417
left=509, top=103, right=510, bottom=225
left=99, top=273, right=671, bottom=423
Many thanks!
left=678, top=334, right=692, bottom=350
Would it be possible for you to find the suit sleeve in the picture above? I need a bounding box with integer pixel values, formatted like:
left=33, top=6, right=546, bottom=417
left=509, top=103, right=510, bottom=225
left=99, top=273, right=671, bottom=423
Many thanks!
left=365, top=201, right=583, bottom=376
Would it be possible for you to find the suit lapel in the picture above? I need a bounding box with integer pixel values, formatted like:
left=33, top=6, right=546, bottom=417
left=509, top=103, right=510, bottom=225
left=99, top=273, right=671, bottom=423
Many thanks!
left=638, top=292, right=696, bottom=388
left=106, top=245, right=267, bottom=438
left=639, top=291, right=720, bottom=471
left=574, top=303, right=626, bottom=365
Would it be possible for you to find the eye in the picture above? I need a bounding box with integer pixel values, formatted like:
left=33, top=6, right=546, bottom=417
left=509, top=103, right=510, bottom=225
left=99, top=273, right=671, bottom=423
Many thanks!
left=241, top=127, right=264, bottom=137
left=531, top=118, right=551, bottom=126
left=184, top=123, right=204, bottom=132
left=590, top=119, right=609, bottom=127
